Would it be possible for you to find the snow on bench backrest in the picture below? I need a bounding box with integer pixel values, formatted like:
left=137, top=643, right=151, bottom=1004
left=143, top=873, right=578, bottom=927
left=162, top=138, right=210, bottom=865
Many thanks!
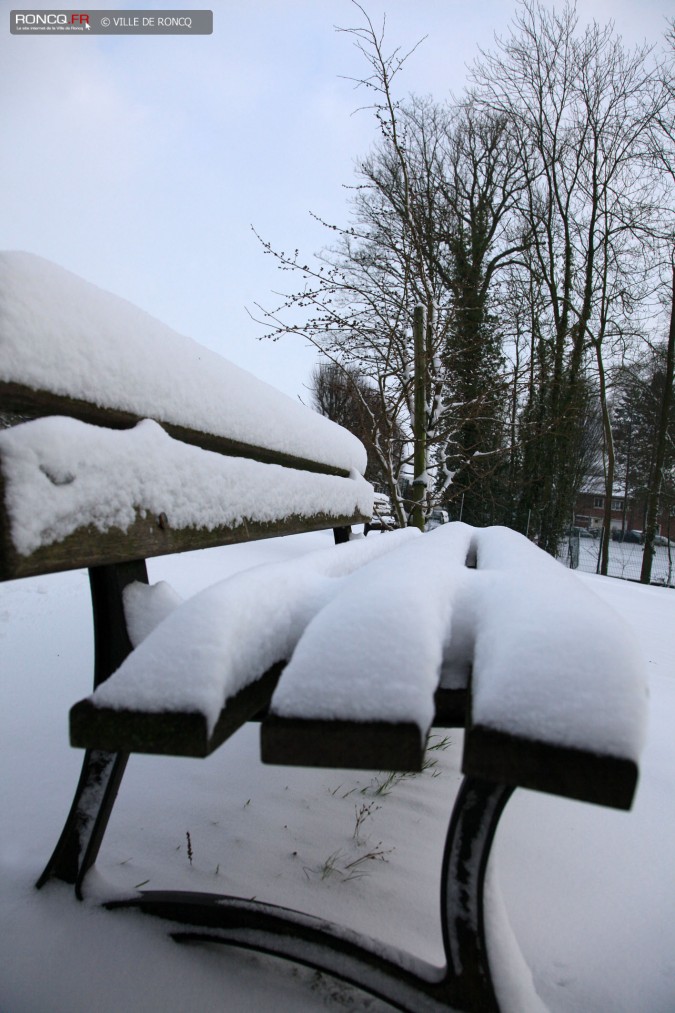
left=0, top=415, right=373, bottom=575
left=0, top=252, right=366, bottom=476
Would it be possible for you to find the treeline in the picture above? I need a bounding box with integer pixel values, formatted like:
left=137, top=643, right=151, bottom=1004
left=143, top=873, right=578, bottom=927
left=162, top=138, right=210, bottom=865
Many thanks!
left=256, top=1, right=675, bottom=575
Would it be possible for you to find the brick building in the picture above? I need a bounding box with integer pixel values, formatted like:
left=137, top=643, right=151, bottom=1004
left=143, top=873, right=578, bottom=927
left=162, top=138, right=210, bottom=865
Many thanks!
left=575, top=477, right=675, bottom=540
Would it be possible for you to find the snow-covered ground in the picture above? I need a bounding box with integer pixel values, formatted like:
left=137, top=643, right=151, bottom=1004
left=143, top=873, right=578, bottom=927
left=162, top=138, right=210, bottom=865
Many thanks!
left=563, top=536, right=675, bottom=587
left=1, top=529, right=674, bottom=1012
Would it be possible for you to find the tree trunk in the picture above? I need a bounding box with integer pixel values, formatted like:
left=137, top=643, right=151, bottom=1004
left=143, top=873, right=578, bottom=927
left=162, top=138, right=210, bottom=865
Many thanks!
left=410, top=305, right=427, bottom=532
left=595, top=340, right=615, bottom=576
left=641, top=264, right=675, bottom=583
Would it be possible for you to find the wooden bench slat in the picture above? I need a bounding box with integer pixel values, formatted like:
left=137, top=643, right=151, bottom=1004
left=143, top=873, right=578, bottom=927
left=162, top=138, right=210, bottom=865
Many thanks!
left=260, top=688, right=468, bottom=771
left=68, top=534, right=424, bottom=763
left=1, top=379, right=352, bottom=478
left=69, top=683, right=467, bottom=769
left=70, top=663, right=285, bottom=757
left=463, top=723, right=639, bottom=810
left=261, top=717, right=426, bottom=771
left=0, top=505, right=366, bottom=581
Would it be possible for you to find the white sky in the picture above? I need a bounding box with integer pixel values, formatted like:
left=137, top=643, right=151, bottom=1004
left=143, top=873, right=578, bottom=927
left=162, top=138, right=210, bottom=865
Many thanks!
left=1, top=0, right=673, bottom=400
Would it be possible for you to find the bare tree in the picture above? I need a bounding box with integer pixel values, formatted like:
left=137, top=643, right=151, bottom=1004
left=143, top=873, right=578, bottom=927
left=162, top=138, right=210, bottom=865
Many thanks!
left=471, top=0, right=668, bottom=556
left=640, top=22, right=675, bottom=579
left=253, top=7, right=522, bottom=524
left=309, top=360, right=405, bottom=492
left=253, top=2, right=672, bottom=555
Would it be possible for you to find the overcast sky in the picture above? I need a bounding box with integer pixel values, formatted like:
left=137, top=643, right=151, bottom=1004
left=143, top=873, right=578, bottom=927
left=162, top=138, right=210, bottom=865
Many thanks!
left=2, top=0, right=673, bottom=401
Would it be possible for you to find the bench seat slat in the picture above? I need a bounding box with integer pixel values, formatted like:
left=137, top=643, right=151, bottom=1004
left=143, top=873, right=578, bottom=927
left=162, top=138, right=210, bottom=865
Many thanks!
left=463, top=723, right=639, bottom=810
left=261, top=694, right=639, bottom=808
left=261, top=690, right=468, bottom=769
left=70, top=662, right=285, bottom=757
left=261, top=717, right=426, bottom=771
left=432, top=687, right=468, bottom=728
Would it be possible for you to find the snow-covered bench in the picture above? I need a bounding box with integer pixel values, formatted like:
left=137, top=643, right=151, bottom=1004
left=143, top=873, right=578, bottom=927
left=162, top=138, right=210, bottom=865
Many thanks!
left=76, top=520, right=646, bottom=1011
left=0, top=254, right=648, bottom=1012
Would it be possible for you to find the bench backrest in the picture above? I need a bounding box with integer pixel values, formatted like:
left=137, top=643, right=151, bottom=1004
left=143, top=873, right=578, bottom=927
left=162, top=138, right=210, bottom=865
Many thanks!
left=0, top=253, right=372, bottom=580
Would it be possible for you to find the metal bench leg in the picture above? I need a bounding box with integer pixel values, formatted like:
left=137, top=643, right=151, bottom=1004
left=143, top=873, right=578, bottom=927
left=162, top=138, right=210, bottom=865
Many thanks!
left=36, top=749, right=129, bottom=893
left=439, top=776, right=514, bottom=1011
left=37, top=561, right=147, bottom=895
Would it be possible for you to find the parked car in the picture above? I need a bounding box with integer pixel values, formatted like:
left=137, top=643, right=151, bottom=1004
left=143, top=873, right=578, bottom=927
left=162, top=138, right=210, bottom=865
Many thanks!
left=612, top=529, right=644, bottom=543
left=364, top=492, right=397, bottom=535
left=426, top=508, right=449, bottom=531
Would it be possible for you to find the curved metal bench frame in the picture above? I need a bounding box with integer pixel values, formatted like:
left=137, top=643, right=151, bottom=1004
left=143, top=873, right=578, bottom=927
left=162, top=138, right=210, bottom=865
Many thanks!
left=107, top=778, right=513, bottom=1013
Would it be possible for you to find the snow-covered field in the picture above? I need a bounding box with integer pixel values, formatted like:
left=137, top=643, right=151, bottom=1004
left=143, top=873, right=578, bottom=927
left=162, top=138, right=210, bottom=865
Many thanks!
left=1, top=529, right=674, bottom=1012
left=564, top=536, right=675, bottom=587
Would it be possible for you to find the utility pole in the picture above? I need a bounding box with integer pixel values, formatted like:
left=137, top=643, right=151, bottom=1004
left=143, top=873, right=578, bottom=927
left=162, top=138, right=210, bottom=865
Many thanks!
left=410, top=304, right=427, bottom=532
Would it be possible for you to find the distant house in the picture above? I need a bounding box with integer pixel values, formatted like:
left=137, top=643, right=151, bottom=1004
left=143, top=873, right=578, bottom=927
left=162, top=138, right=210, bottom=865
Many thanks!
left=575, top=478, right=634, bottom=534
left=575, top=476, right=675, bottom=540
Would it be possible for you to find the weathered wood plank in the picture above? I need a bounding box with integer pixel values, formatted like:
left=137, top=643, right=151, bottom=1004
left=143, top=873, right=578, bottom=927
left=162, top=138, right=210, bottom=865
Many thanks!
left=463, top=723, right=638, bottom=810
left=0, top=380, right=351, bottom=478
left=0, top=506, right=368, bottom=581
left=261, top=690, right=467, bottom=770
left=261, top=717, right=426, bottom=771
left=70, top=663, right=285, bottom=757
